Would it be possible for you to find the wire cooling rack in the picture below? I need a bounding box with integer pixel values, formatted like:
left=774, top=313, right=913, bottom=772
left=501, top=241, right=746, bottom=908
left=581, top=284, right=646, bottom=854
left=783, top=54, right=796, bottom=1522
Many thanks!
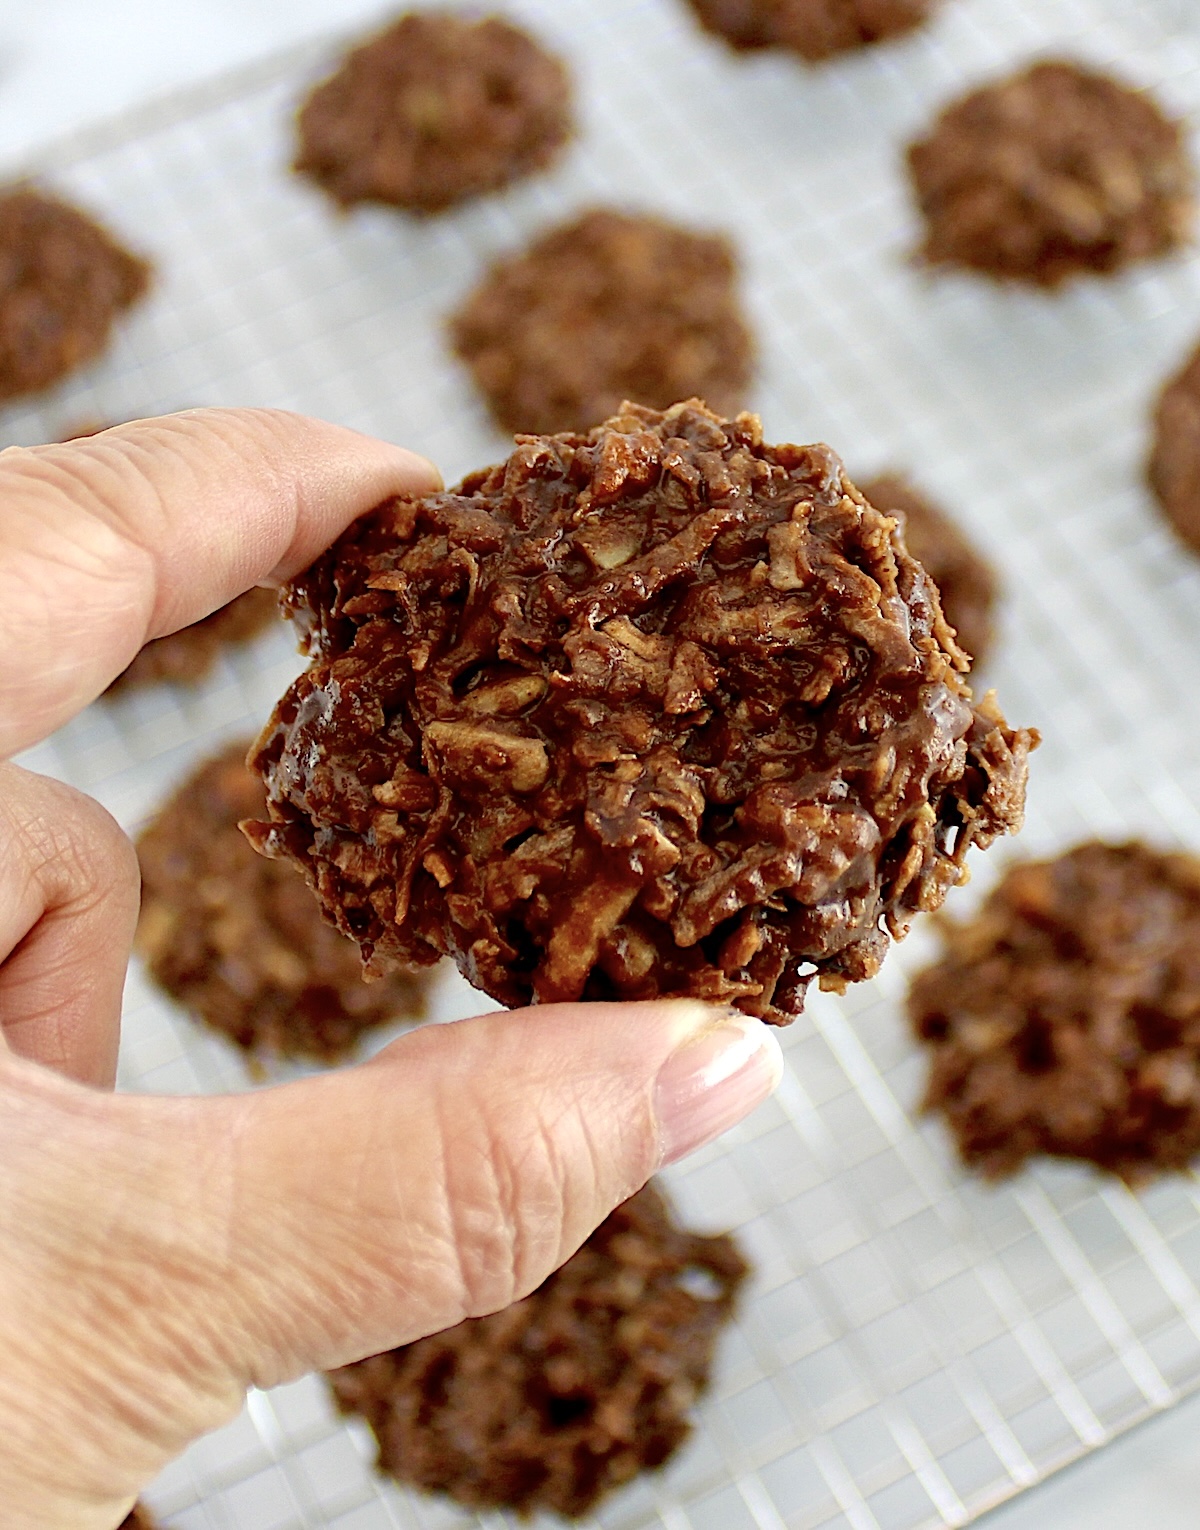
left=12, top=0, right=1200, bottom=1525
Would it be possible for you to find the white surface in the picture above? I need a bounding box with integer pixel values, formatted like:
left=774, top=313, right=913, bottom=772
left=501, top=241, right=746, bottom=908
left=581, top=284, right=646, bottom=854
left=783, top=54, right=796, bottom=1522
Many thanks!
left=7, top=2, right=1200, bottom=1528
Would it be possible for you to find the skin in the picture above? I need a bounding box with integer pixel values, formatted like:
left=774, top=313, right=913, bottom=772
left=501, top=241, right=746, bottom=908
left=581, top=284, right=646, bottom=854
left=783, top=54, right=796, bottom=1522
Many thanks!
left=0, top=408, right=782, bottom=1530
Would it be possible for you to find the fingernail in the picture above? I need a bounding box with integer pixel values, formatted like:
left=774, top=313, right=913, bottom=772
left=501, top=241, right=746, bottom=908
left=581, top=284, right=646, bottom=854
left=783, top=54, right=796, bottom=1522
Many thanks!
left=654, top=1007, right=784, bottom=1166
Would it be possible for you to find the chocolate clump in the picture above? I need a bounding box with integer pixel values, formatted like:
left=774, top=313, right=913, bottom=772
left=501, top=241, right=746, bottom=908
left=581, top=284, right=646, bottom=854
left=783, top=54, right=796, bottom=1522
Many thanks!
left=249, top=400, right=1034, bottom=1024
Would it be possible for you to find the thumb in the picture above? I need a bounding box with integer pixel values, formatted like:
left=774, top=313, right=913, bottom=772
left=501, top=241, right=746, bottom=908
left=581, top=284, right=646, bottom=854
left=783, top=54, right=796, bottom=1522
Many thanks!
left=0, top=998, right=781, bottom=1526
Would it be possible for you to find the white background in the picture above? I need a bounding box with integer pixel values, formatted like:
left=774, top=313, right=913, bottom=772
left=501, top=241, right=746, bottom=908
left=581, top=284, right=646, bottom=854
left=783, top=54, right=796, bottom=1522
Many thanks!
left=4, top=3, right=1200, bottom=1528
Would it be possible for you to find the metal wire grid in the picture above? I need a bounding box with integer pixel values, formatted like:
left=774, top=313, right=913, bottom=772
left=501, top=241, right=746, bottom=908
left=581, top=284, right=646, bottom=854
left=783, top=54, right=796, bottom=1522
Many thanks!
left=11, top=0, right=1200, bottom=1525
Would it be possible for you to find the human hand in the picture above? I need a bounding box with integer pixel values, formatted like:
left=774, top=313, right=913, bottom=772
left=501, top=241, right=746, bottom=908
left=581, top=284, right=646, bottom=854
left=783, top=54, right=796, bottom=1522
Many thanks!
left=0, top=409, right=784, bottom=1529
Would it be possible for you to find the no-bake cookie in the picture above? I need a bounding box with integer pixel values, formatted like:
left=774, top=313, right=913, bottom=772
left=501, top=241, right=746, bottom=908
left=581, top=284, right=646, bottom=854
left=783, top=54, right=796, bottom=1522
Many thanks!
left=861, top=474, right=997, bottom=667
left=1149, top=338, right=1200, bottom=554
left=328, top=1182, right=747, bottom=1518
left=295, top=10, right=572, bottom=214
left=909, top=841, right=1200, bottom=1182
left=137, top=740, right=428, bottom=1063
left=685, top=0, right=935, bottom=60
left=248, top=400, right=1034, bottom=1025
left=907, top=61, right=1194, bottom=286
left=449, top=208, right=754, bottom=435
left=0, top=186, right=150, bottom=401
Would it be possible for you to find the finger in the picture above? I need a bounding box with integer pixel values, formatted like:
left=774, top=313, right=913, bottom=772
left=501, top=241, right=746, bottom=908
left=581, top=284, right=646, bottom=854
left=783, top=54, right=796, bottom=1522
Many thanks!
left=0, top=763, right=139, bottom=1087
left=0, top=408, right=440, bottom=757
left=0, top=1000, right=781, bottom=1524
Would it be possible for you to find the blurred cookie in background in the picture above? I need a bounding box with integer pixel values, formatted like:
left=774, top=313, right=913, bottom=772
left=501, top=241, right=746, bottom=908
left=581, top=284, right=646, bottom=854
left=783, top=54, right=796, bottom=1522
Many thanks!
left=136, top=740, right=430, bottom=1066
left=908, top=60, right=1194, bottom=286
left=0, top=185, right=150, bottom=401
left=450, top=208, right=753, bottom=434
left=328, top=1182, right=748, bottom=1518
left=909, top=841, right=1200, bottom=1184
left=1149, top=337, right=1200, bottom=554
left=861, top=472, right=997, bottom=668
left=295, top=9, right=573, bottom=214
left=35, top=417, right=282, bottom=697
left=684, top=0, right=937, bottom=60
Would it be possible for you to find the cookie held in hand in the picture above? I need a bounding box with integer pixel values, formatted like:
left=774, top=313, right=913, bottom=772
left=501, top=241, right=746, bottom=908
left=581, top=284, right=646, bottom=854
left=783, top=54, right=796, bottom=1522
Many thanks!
left=248, top=400, right=1034, bottom=1024
left=295, top=9, right=572, bottom=214
left=860, top=473, right=997, bottom=668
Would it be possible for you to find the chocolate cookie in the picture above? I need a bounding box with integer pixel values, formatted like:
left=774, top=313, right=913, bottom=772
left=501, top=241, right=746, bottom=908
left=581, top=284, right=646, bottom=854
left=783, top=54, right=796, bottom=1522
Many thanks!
left=449, top=208, right=754, bottom=435
left=909, top=841, right=1200, bottom=1182
left=295, top=10, right=572, bottom=214
left=861, top=474, right=997, bottom=667
left=908, top=61, right=1194, bottom=286
left=1149, top=339, right=1200, bottom=554
left=247, top=401, right=1034, bottom=1025
left=0, top=187, right=149, bottom=401
left=105, top=585, right=279, bottom=695
left=137, top=741, right=429, bottom=1063
left=685, top=0, right=935, bottom=60
left=328, top=1183, right=747, bottom=1518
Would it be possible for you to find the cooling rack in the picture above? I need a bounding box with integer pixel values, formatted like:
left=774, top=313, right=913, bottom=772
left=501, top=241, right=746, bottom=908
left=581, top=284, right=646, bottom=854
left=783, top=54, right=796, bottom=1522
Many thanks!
left=12, top=1, right=1200, bottom=1526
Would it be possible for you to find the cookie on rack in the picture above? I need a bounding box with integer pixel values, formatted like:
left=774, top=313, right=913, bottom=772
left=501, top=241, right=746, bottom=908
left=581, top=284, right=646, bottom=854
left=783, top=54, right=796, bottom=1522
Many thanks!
left=684, top=0, right=936, bottom=60
left=449, top=208, right=754, bottom=434
left=295, top=10, right=572, bottom=214
left=0, top=186, right=150, bottom=401
left=909, top=841, right=1200, bottom=1183
left=907, top=60, right=1194, bottom=286
left=328, top=1182, right=748, bottom=1518
left=860, top=473, right=997, bottom=667
left=137, top=740, right=429, bottom=1064
left=246, top=400, right=1034, bottom=1025
left=1149, top=338, right=1200, bottom=554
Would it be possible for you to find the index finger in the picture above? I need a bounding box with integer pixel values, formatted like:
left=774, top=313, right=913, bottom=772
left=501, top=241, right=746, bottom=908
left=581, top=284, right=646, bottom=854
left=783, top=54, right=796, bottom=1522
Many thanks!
left=0, top=408, right=440, bottom=757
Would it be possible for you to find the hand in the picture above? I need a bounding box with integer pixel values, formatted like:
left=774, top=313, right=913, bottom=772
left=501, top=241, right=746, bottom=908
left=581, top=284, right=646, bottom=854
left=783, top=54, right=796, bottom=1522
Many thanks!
left=0, top=409, right=783, bottom=1530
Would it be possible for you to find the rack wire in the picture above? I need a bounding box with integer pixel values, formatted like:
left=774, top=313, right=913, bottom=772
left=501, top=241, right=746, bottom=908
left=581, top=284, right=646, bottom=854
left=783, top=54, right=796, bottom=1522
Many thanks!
left=11, top=1, right=1200, bottom=1526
